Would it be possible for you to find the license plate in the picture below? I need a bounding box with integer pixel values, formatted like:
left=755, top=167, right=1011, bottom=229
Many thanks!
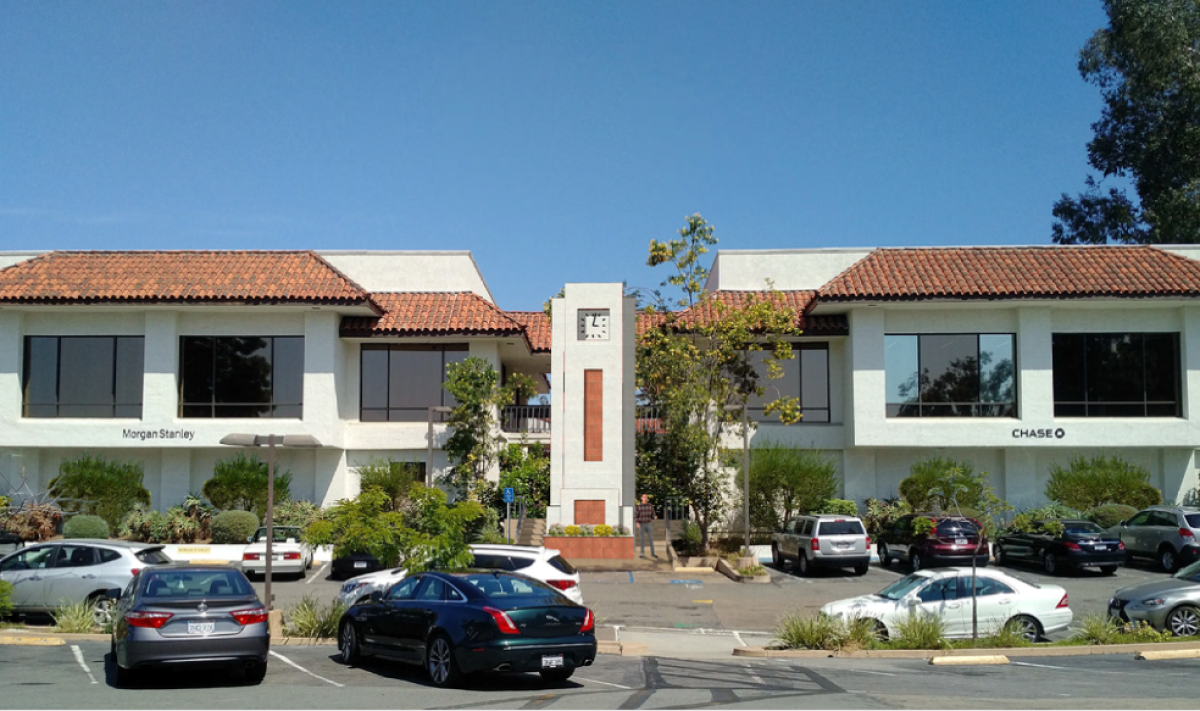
left=1095, top=545, right=1107, bottom=550
left=354, top=561, right=368, bottom=569
left=955, top=539, right=968, bottom=545
left=187, top=621, right=215, bottom=635
left=541, top=655, right=563, bottom=669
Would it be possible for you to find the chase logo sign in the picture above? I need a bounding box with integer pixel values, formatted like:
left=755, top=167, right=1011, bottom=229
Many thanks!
left=1012, top=428, right=1065, bottom=440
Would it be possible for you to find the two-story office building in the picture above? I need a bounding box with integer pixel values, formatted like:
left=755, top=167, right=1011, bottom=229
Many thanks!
left=1, top=244, right=1198, bottom=514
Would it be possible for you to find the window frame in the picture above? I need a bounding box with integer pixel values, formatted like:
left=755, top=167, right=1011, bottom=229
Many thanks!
left=358, top=343, right=468, bottom=422
left=884, top=333, right=1017, bottom=418
left=178, top=335, right=305, bottom=419
left=745, top=341, right=832, bottom=424
left=1051, top=332, right=1182, bottom=418
left=22, top=335, right=145, bottom=419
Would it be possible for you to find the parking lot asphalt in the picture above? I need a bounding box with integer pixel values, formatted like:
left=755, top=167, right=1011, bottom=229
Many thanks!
left=6, top=638, right=1200, bottom=709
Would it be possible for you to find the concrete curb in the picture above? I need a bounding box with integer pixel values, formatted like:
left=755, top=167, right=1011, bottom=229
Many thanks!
left=597, top=640, right=647, bottom=656
left=271, top=637, right=337, bottom=646
left=930, top=655, right=1009, bottom=666
left=1, top=629, right=109, bottom=642
left=734, top=640, right=1200, bottom=659
left=1136, top=649, right=1200, bottom=661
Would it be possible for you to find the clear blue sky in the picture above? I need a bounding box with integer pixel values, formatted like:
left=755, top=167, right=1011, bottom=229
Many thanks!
left=1, top=2, right=1108, bottom=310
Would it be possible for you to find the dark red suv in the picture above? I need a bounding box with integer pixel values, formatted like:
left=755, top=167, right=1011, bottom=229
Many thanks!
left=877, top=514, right=990, bottom=571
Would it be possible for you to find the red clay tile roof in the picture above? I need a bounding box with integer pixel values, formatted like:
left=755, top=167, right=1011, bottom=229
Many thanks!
left=818, top=246, right=1200, bottom=302
left=638, top=291, right=848, bottom=335
left=506, top=311, right=552, bottom=352
left=341, top=292, right=528, bottom=341
left=0, top=250, right=375, bottom=307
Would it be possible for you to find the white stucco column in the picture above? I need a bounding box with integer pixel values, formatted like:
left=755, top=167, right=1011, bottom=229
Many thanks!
left=1181, top=306, right=1200, bottom=422
left=304, top=311, right=341, bottom=435
left=143, top=312, right=179, bottom=422
left=1002, top=448, right=1039, bottom=510
left=158, top=449, right=192, bottom=509
left=1017, top=307, right=1053, bottom=424
left=315, top=448, right=350, bottom=508
left=0, top=312, right=25, bottom=426
left=842, top=448, right=877, bottom=505
left=847, top=308, right=885, bottom=446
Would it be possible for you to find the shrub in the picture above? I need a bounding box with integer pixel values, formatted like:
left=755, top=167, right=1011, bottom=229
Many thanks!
left=2, top=504, right=62, bottom=541
left=273, top=500, right=325, bottom=529
left=742, top=442, right=838, bottom=530
left=1073, top=613, right=1120, bottom=645
left=774, top=611, right=878, bottom=652
left=890, top=610, right=948, bottom=650
left=63, top=515, right=109, bottom=539
left=1086, top=503, right=1140, bottom=530
left=974, top=621, right=1034, bottom=649
left=813, top=499, right=857, bottom=516
left=0, top=580, right=13, bottom=618
left=203, top=452, right=292, bottom=520
left=595, top=525, right=614, bottom=537
left=738, top=565, right=767, bottom=577
left=899, top=457, right=1012, bottom=535
left=283, top=596, right=345, bottom=638
left=1046, top=455, right=1162, bottom=510
left=53, top=599, right=97, bottom=633
left=48, top=454, right=151, bottom=530
left=356, top=460, right=420, bottom=511
left=564, top=525, right=582, bottom=536
left=120, top=498, right=212, bottom=543
left=495, top=442, right=550, bottom=519
left=676, top=522, right=703, bottom=556
left=862, top=497, right=911, bottom=536
left=1021, top=502, right=1085, bottom=521
left=210, top=510, right=260, bottom=544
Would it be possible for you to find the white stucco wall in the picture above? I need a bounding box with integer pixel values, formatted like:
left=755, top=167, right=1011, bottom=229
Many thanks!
left=318, top=251, right=495, bottom=302
left=707, top=249, right=873, bottom=291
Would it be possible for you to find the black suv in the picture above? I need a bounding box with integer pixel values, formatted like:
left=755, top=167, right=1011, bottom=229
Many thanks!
left=877, top=514, right=990, bottom=571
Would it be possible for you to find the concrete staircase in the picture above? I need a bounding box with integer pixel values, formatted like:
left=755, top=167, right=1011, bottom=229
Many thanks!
left=509, top=517, right=545, bottom=547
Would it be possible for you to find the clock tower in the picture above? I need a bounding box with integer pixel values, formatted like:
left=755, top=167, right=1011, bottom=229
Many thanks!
left=546, top=284, right=636, bottom=530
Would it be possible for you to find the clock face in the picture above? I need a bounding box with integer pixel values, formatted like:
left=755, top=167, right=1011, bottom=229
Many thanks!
left=577, top=309, right=610, bottom=341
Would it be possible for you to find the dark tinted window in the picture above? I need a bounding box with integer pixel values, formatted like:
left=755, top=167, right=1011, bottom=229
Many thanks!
left=917, top=577, right=959, bottom=602
left=816, top=520, right=865, bottom=536
left=143, top=569, right=254, bottom=597
left=745, top=343, right=831, bottom=424
left=135, top=549, right=172, bottom=565
left=360, top=344, right=468, bottom=422
left=55, top=545, right=97, bottom=568
left=935, top=520, right=979, bottom=537
left=99, top=549, right=122, bottom=564
left=0, top=546, right=55, bottom=571
left=386, top=577, right=420, bottom=601
left=459, top=573, right=561, bottom=604
left=179, top=336, right=303, bottom=418
left=801, top=519, right=815, bottom=536
left=417, top=578, right=446, bottom=601
left=548, top=555, right=577, bottom=575
left=1064, top=522, right=1106, bottom=536
left=885, top=334, right=1015, bottom=418
left=1185, top=514, right=1200, bottom=528
left=1052, top=332, right=1181, bottom=417
left=959, top=576, right=1012, bottom=597
left=23, top=336, right=144, bottom=418
left=471, top=554, right=517, bottom=571
left=1149, top=512, right=1178, bottom=527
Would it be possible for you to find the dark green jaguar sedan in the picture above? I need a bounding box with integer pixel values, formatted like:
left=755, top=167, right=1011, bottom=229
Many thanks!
left=337, top=570, right=597, bottom=687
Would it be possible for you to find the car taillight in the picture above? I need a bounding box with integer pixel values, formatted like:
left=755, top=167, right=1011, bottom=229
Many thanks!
left=1064, top=541, right=1081, bottom=551
left=125, top=611, right=173, bottom=629
left=284, top=552, right=301, bottom=561
left=231, top=607, right=269, bottom=626
left=865, top=536, right=871, bottom=547
left=483, top=606, right=520, bottom=635
left=1118, top=541, right=1125, bottom=550
left=811, top=538, right=820, bottom=551
left=1180, top=528, right=1195, bottom=540
left=547, top=580, right=577, bottom=591
left=243, top=553, right=261, bottom=561
left=1057, top=593, right=1069, bottom=609
left=580, top=608, right=594, bottom=633
left=130, top=568, right=141, bottom=577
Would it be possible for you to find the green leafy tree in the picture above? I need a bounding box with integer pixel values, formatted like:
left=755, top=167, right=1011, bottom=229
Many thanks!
left=202, top=452, right=292, bottom=520
left=492, top=441, right=550, bottom=518
left=356, top=460, right=421, bottom=511
left=441, top=357, right=537, bottom=500
left=736, top=441, right=838, bottom=530
left=1052, top=0, right=1200, bottom=244
left=636, top=214, right=804, bottom=550
left=48, top=454, right=151, bottom=530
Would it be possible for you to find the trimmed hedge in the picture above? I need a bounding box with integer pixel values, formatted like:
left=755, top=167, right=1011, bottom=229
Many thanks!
left=63, top=514, right=110, bottom=539
left=813, top=499, right=858, bottom=516
left=1087, top=503, right=1140, bottom=530
left=1046, top=455, right=1162, bottom=510
left=211, top=510, right=260, bottom=544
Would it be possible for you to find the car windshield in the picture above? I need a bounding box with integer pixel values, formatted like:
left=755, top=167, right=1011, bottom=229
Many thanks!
left=1064, top=522, right=1106, bottom=536
left=877, top=574, right=929, bottom=601
left=1173, top=561, right=1200, bottom=583
left=252, top=528, right=302, bottom=543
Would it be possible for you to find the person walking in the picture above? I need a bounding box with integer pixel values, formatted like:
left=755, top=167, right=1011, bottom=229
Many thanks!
left=635, top=494, right=657, bottom=558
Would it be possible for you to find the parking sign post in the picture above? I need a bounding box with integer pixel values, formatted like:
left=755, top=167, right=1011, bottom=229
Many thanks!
left=503, top=487, right=515, bottom=543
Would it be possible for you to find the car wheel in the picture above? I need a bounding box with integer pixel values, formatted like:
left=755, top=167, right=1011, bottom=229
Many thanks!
left=90, top=594, right=115, bottom=628
left=426, top=634, right=462, bottom=688
left=1165, top=605, right=1200, bottom=637
left=1160, top=547, right=1178, bottom=573
left=771, top=544, right=782, bottom=567
left=796, top=554, right=810, bottom=577
left=910, top=550, right=923, bottom=571
left=854, top=563, right=869, bottom=576
left=1042, top=551, right=1058, bottom=575
left=110, top=639, right=134, bottom=687
left=878, top=543, right=892, bottom=567
left=540, top=667, right=575, bottom=682
left=244, top=661, right=267, bottom=684
left=1007, top=615, right=1042, bottom=642
left=338, top=621, right=361, bottom=665
left=869, top=619, right=889, bottom=641
left=1100, top=565, right=1118, bottom=576
left=995, top=544, right=1008, bottom=565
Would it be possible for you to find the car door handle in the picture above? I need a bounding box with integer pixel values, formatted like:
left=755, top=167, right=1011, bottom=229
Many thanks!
left=81, top=574, right=97, bottom=580
left=998, top=599, right=1012, bottom=605
left=29, top=575, right=42, bottom=581
left=947, top=603, right=962, bottom=609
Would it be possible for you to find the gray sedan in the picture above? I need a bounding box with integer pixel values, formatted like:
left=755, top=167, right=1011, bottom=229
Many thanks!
left=0, top=540, right=171, bottom=626
left=110, top=564, right=270, bottom=686
left=1109, top=560, right=1200, bottom=636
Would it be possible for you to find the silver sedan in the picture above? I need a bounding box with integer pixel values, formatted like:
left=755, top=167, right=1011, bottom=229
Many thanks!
left=1109, top=560, right=1200, bottom=636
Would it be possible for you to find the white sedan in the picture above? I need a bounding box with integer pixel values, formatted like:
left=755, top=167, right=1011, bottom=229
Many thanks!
left=821, top=567, right=1072, bottom=641
left=241, top=526, right=313, bottom=578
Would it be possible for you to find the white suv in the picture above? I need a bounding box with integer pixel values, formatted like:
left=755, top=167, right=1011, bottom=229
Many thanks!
left=337, top=544, right=583, bottom=607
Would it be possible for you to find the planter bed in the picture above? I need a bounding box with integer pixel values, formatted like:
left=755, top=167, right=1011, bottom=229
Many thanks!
left=544, top=535, right=634, bottom=560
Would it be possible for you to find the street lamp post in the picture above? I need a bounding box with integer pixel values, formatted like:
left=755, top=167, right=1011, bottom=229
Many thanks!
left=219, top=434, right=322, bottom=611
left=427, top=406, right=454, bottom=484
left=723, top=404, right=750, bottom=556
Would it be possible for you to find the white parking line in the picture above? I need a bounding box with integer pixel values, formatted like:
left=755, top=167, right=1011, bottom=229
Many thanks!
left=70, top=645, right=98, bottom=685
left=1010, top=661, right=1127, bottom=675
left=733, top=631, right=747, bottom=647
left=574, top=676, right=633, bottom=689
left=306, top=563, right=329, bottom=584
left=269, top=650, right=345, bottom=687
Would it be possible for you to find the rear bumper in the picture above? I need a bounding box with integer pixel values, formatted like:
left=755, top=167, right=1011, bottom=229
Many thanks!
left=243, top=560, right=305, bottom=575
left=1037, top=609, right=1074, bottom=635
left=810, top=554, right=870, bottom=569
left=456, top=637, right=597, bottom=675
left=1064, top=551, right=1126, bottom=568
left=923, top=552, right=991, bottom=567
left=118, top=630, right=269, bottom=669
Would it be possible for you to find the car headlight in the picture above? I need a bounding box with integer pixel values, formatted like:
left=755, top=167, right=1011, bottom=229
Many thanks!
left=1141, top=598, right=1165, bottom=607
left=341, top=581, right=367, bottom=595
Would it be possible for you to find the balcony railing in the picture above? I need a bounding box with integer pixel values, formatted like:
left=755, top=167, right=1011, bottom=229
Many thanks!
left=501, top=405, right=551, bottom=434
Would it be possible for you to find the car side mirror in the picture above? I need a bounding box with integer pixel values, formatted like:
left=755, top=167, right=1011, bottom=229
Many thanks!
left=247, top=535, right=254, bottom=543
left=906, top=597, right=919, bottom=607
left=369, top=591, right=384, bottom=603
left=1119, top=521, right=1127, bottom=527
left=105, top=588, right=122, bottom=600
